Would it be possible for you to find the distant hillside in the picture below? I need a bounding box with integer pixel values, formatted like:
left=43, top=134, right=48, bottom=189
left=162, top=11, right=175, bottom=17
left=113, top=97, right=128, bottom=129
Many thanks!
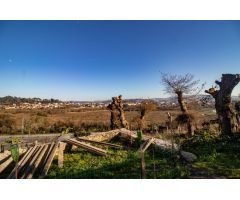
left=0, top=96, right=60, bottom=105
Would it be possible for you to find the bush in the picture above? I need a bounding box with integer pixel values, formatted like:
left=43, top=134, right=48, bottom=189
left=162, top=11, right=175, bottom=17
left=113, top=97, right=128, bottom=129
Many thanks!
left=49, top=121, right=110, bottom=134
left=36, top=111, right=48, bottom=117
left=175, top=113, right=195, bottom=125
left=79, top=122, right=110, bottom=133
left=0, top=114, right=15, bottom=134
left=136, top=130, right=143, bottom=147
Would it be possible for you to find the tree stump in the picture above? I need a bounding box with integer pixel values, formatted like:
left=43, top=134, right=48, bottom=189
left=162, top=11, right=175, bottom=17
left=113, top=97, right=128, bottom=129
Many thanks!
left=205, top=74, right=240, bottom=135
left=107, top=95, right=129, bottom=130
left=118, top=95, right=129, bottom=129
left=107, top=97, right=119, bottom=130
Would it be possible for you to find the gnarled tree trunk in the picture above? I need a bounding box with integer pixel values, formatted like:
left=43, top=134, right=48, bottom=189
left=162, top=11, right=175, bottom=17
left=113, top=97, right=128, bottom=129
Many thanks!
left=107, top=95, right=129, bottom=130
left=118, top=95, right=129, bottom=129
left=176, top=91, right=188, bottom=113
left=205, top=74, right=240, bottom=135
left=176, top=91, right=193, bottom=135
left=107, top=97, right=119, bottom=130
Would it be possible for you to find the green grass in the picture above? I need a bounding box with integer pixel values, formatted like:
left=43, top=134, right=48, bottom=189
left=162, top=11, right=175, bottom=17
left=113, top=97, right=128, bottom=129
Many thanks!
left=46, top=147, right=189, bottom=179
left=46, top=132, right=240, bottom=179
left=3, top=131, right=240, bottom=179
left=182, top=132, right=240, bottom=178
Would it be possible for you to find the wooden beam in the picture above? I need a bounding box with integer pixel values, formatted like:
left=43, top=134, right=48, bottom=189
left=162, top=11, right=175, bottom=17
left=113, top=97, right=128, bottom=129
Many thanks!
left=140, top=151, right=146, bottom=179
left=0, top=155, right=12, bottom=174
left=77, top=138, right=123, bottom=149
left=8, top=146, right=37, bottom=179
left=26, top=144, right=49, bottom=179
left=40, top=143, right=55, bottom=169
left=65, top=139, right=107, bottom=156
left=58, top=142, right=66, bottom=168
left=21, top=145, right=44, bottom=179
left=138, top=138, right=154, bottom=179
left=139, top=138, right=155, bottom=153
left=39, top=141, right=59, bottom=179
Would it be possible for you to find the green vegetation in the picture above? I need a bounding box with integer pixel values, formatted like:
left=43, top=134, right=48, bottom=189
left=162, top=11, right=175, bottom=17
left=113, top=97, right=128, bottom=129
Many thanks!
left=0, top=114, right=15, bottom=135
left=136, top=130, right=143, bottom=147
left=46, top=147, right=189, bottom=179
left=182, top=131, right=240, bottom=178
left=45, top=131, right=240, bottom=179
left=0, top=96, right=60, bottom=105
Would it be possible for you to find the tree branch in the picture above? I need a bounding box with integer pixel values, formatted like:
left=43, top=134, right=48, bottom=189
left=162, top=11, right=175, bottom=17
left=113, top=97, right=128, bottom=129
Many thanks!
left=205, top=88, right=218, bottom=98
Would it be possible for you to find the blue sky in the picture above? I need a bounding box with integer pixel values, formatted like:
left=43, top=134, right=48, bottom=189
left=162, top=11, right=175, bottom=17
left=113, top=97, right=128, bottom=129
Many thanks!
left=0, top=20, right=240, bottom=101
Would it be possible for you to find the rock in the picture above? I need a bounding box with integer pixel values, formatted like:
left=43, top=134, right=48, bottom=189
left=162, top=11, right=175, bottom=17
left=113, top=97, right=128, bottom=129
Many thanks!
left=180, top=151, right=197, bottom=163
left=154, top=139, right=179, bottom=151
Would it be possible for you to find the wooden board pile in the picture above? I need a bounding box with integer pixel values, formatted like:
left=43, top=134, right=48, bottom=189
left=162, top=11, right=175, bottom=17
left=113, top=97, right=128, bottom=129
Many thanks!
left=8, top=142, right=59, bottom=179
left=1, top=128, right=197, bottom=179
left=2, top=132, right=121, bottom=179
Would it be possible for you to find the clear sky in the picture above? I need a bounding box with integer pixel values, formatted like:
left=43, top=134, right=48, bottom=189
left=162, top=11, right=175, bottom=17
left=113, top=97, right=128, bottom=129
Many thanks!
left=0, top=20, right=240, bottom=101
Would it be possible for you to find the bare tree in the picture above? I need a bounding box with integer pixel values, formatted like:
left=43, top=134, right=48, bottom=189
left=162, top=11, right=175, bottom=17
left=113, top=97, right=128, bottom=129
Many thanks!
left=161, top=73, right=202, bottom=112
left=205, top=74, right=240, bottom=135
left=161, top=73, right=203, bottom=135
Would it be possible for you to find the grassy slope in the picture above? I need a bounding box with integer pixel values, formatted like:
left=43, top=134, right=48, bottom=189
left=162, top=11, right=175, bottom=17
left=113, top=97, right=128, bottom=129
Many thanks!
left=46, top=147, right=189, bottom=179
left=46, top=132, right=240, bottom=179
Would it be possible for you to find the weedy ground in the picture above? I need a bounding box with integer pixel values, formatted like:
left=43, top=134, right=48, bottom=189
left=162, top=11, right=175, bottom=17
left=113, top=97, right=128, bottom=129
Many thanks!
left=182, top=132, right=240, bottom=178
left=46, top=132, right=240, bottom=179
left=46, top=148, right=189, bottom=179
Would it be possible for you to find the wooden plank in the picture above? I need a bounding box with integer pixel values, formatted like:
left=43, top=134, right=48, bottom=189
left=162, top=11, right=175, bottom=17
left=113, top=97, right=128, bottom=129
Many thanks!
left=138, top=140, right=148, bottom=152
left=142, top=138, right=155, bottom=152
left=40, top=143, right=55, bottom=168
left=58, top=142, right=66, bottom=168
left=0, top=155, right=12, bottom=174
left=8, top=146, right=36, bottom=179
left=65, top=139, right=107, bottom=156
left=21, top=145, right=44, bottom=179
left=77, top=138, right=123, bottom=149
left=140, top=151, right=146, bottom=179
left=17, top=146, right=41, bottom=179
left=26, top=144, right=49, bottom=179
left=138, top=138, right=154, bottom=179
left=39, top=141, right=59, bottom=179
left=0, top=153, right=11, bottom=165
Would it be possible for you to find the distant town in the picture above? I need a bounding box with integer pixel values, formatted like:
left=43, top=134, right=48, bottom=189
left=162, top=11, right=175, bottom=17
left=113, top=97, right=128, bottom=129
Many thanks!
left=0, top=95, right=223, bottom=110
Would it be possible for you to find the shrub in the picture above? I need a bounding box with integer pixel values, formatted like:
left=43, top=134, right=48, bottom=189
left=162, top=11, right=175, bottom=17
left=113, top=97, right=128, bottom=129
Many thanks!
left=136, top=130, right=143, bottom=147
left=175, top=113, right=195, bottom=125
left=0, top=114, right=15, bottom=134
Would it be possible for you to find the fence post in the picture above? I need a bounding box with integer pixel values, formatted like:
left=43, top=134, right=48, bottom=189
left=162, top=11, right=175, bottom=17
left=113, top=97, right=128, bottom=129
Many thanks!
left=0, top=144, right=4, bottom=153
left=58, top=142, right=66, bottom=168
left=140, top=151, right=146, bottom=179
